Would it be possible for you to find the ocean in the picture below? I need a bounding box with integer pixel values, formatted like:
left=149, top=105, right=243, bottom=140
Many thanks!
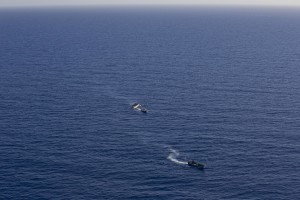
left=0, top=7, right=299, bottom=199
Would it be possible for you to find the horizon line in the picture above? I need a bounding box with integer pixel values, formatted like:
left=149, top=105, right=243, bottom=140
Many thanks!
left=0, top=2, right=300, bottom=8
left=1, top=3, right=300, bottom=9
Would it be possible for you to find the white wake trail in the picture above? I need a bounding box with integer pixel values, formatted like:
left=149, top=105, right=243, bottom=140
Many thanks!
left=167, top=148, right=188, bottom=165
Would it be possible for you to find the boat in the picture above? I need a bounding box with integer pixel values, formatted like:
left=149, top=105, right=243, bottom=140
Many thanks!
left=131, top=103, right=148, bottom=113
left=140, top=108, right=148, bottom=113
left=187, top=160, right=205, bottom=170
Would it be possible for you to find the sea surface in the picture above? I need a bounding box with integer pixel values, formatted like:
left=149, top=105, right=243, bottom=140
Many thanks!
left=0, top=7, right=300, bottom=200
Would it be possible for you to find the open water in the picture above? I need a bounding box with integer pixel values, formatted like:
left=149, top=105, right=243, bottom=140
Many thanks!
left=0, top=7, right=300, bottom=199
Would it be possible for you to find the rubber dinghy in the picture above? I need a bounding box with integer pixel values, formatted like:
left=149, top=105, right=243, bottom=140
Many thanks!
left=131, top=103, right=148, bottom=113
left=187, top=160, right=205, bottom=170
left=167, top=149, right=205, bottom=170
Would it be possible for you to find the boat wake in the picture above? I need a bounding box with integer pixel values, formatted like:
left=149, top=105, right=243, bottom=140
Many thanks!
left=167, top=148, right=188, bottom=165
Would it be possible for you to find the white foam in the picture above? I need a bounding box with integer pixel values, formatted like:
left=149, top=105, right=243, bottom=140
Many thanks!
left=167, top=148, right=188, bottom=165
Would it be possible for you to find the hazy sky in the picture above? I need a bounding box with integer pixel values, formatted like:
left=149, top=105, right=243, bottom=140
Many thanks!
left=1, top=0, right=300, bottom=7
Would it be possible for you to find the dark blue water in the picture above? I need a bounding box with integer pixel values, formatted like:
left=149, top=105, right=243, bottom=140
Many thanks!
left=1, top=7, right=300, bottom=199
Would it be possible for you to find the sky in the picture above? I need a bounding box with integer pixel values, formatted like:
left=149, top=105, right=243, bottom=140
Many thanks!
left=1, top=0, right=300, bottom=7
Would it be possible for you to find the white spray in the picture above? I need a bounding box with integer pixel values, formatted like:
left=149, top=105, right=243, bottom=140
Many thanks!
left=167, top=148, right=188, bottom=165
